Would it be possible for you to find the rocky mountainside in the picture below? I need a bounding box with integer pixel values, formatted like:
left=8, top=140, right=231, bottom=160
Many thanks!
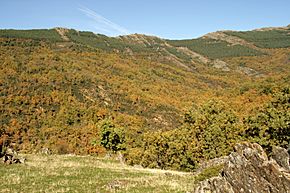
left=193, top=142, right=290, bottom=193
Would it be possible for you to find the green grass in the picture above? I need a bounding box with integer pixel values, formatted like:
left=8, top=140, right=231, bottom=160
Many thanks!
left=0, top=154, right=196, bottom=193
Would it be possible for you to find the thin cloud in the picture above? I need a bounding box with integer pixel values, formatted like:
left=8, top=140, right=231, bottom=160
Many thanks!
left=93, top=26, right=112, bottom=34
left=78, top=6, right=130, bottom=36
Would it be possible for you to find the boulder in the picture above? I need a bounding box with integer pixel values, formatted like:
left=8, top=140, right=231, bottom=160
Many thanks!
left=1, top=147, right=26, bottom=164
left=193, top=142, right=290, bottom=193
left=272, top=146, right=290, bottom=170
left=40, top=147, right=51, bottom=155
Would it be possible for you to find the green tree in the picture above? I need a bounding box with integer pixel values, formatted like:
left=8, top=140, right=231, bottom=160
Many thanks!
left=184, top=100, right=242, bottom=160
left=100, top=119, right=126, bottom=152
left=244, top=87, right=290, bottom=151
left=125, top=100, right=242, bottom=171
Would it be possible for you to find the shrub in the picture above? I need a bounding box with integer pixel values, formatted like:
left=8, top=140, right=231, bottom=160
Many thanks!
left=125, top=130, right=198, bottom=171
left=56, top=140, right=71, bottom=154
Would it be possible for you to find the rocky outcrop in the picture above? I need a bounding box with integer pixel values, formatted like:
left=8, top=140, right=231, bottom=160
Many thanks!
left=119, top=33, right=162, bottom=46
left=237, top=66, right=263, bottom=77
left=54, top=27, right=70, bottom=41
left=203, top=31, right=250, bottom=46
left=202, top=31, right=266, bottom=52
left=253, top=26, right=290, bottom=32
left=272, top=146, right=290, bottom=170
left=175, top=46, right=211, bottom=64
left=195, top=156, right=228, bottom=175
left=212, top=60, right=230, bottom=72
left=193, top=142, right=290, bottom=193
left=1, top=147, right=26, bottom=164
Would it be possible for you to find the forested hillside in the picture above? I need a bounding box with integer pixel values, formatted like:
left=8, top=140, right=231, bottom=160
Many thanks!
left=0, top=26, right=289, bottom=170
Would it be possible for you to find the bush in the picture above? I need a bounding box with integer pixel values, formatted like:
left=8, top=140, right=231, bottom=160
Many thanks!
left=56, top=140, right=71, bottom=154
left=125, top=130, right=198, bottom=171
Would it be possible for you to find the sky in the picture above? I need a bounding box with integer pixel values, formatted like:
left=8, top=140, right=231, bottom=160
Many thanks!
left=0, top=0, right=289, bottom=39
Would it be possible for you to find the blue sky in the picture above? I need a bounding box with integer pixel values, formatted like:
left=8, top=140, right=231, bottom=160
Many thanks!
left=0, top=0, right=289, bottom=39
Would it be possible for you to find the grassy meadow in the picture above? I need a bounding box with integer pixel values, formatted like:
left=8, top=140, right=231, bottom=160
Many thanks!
left=0, top=154, right=196, bottom=193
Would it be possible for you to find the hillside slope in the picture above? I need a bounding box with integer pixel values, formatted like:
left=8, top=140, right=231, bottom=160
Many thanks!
left=0, top=26, right=289, bottom=154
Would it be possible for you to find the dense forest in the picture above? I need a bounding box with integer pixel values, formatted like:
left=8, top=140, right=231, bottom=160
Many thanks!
left=0, top=26, right=289, bottom=171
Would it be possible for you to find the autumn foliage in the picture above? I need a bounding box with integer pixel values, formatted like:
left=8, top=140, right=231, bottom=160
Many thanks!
left=0, top=28, right=289, bottom=171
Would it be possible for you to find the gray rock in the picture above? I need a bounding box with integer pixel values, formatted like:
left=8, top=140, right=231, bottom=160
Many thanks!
left=40, top=147, right=51, bottom=155
left=1, top=147, right=25, bottom=164
left=195, top=156, right=228, bottom=175
left=193, top=142, right=290, bottom=193
left=272, top=146, right=290, bottom=170
left=193, top=176, right=235, bottom=193
left=212, top=60, right=230, bottom=72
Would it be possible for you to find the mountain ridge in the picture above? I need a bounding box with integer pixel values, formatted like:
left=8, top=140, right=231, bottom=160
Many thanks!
left=1, top=25, right=289, bottom=69
left=52, top=24, right=290, bottom=39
